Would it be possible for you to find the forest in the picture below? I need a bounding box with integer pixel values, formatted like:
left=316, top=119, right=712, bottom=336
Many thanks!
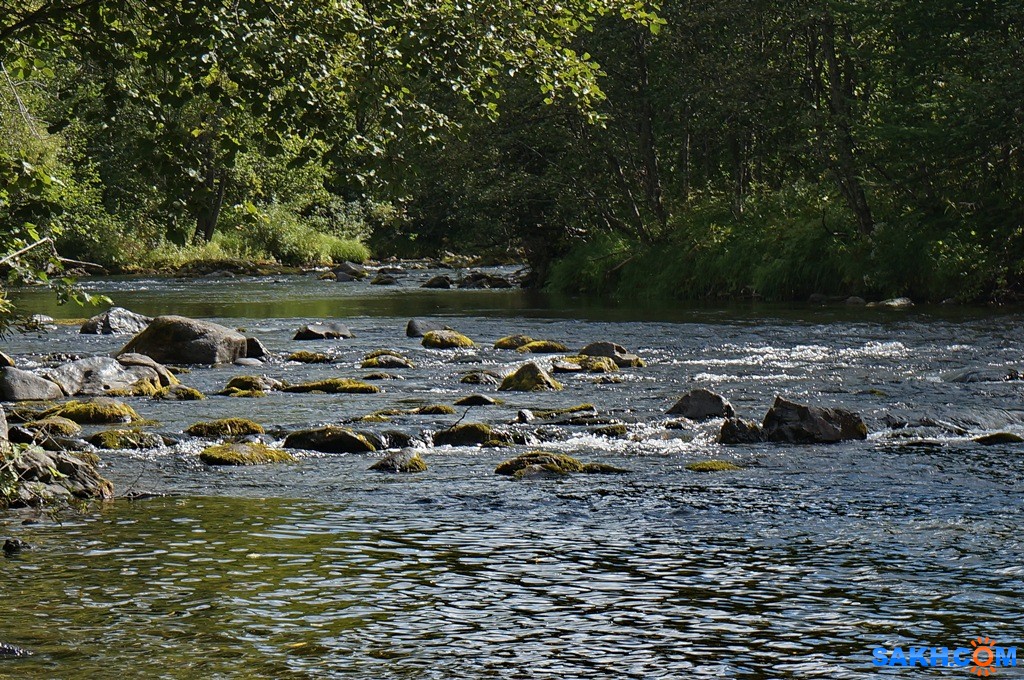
left=2, top=0, right=1022, bottom=307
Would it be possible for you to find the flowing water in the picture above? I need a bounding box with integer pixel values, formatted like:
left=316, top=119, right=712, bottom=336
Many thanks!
left=3, top=268, right=1024, bottom=678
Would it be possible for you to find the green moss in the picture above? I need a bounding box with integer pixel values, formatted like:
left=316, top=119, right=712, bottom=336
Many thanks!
left=685, top=460, right=743, bottom=472
left=592, top=424, right=627, bottom=437
left=221, top=375, right=275, bottom=392
left=359, top=413, right=393, bottom=423
left=43, top=398, right=140, bottom=424
left=107, top=378, right=162, bottom=397
left=24, top=417, right=83, bottom=437
left=416, top=404, right=456, bottom=415
left=200, top=442, right=295, bottom=465
left=153, top=385, right=206, bottom=400
left=283, top=378, right=381, bottom=394
left=288, top=351, right=332, bottom=364
left=422, top=330, right=475, bottom=349
left=495, top=451, right=586, bottom=476
left=494, top=334, right=534, bottom=350
left=533, top=403, right=596, bottom=419
left=6, top=402, right=56, bottom=424
left=369, top=451, right=428, bottom=473
left=433, top=422, right=494, bottom=447
left=562, top=355, right=619, bottom=373
left=185, top=418, right=265, bottom=437
left=361, top=354, right=415, bottom=369
left=516, top=340, right=569, bottom=354
left=364, top=349, right=403, bottom=360
left=454, top=395, right=502, bottom=406
left=581, top=462, right=630, bottom=474
left=498, top=363, right=563, bottom=392
left=282, top=426, right=376, bottom=453
left=88, top=428, right=164, bottom=450
left=219, top=387, right=268, bottom=398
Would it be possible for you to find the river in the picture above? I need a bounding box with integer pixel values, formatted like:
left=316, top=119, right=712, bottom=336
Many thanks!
left=2, top=267, right=1023, bottom=678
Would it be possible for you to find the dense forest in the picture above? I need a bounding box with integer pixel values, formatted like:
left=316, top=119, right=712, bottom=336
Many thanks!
left=2, top=0, right=1022, bottom=307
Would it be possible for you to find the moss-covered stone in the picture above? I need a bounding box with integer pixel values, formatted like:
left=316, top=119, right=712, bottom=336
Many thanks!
left=282, top=426, right=376, bottom=453
left=200, top=442, right=295, bottom=465
left=363, top=372, right=402, bottom=381
left=561, top=355, right=619, bottom=373
left=23, top=417, right=82, bottom=438
left=432, top=422, right=495, bottom=447
left=6, top=401, right=56, bottom=424
left=219, top=387, right=268, bottom=398
left=87, top=428, right=164, bottom=450
left=460, top=370, right=502, bottom=385
left=106, top=378, right=162, bottom=397
left=416, top=404, right=456, bottom=415
left=581, top=462, right=630, bottom=474
left=516, top=340, right=569, bottom=354
left=495, top=451, right=585, bottom=476
left=494, top=334, right=534, bottom=350
left=282, top=378, right=380, bottom=394
left=454, top=394, right=502, bottom=406
left=685, top=460, right=743, bottom=472
left=153, top=385, right=206, bottom=401
left=361, top=354, right=415, bottom=369
left=221, top=375, right=281, bottom=392
left=369, top=450, right=428, bottom=473
left=974, top=432, right=1024, bottom=445
left=43, top=398, right=140, bottom=424
left=498, top=363, right=563, bottom=392
left=592, top=424, right=628, bottom=438
left=422, top=330, right=475, bottom=349
left=533, top=403, right=596, bottom=419
left=358, top=413, right=393, bottom=423
left=287, top=351, right=333, bottom=364
left=185, top=418, right=265, bottom=437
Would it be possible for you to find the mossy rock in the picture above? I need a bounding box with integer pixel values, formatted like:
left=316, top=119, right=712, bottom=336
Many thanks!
left=287, top=351, right=333, bottom=364
left=495, top=451, right=585, bottom=476
left=219, top=387, right=268, bottom=398
left=200, top=442, right=295, bottom=466
left=283, top=426, right=376, bottom=453
left=974, top=432, right=1024, bottom=445
left=433, top=422, right=495, bottom=447
left=498, top=363, right=563, bottom=392
left=685, top=460, right=743, bottom=472
left=422, top=330, right=475, bottom=349
left=562, top=355, right=619, bottom=373
left=23, top=417, right=83, bottom=438
left=220, top=375, right=281, bottom=392
left=6, top=401, right=56, bottom=424
left=361, top=354, right=415, bottom=369
left=494, top=334, right=534, bottom=350
left=153, top=385, right=206, bottom=401
left=87, top=428, right=164, bottom=450
left=369, top=450, right=428, bottom=473
left=416, top=404, right=456, bottom=415
left=185, top=418, right=265, bottom=437
left=460, top=370, right=502, bottom=386
left=283, top=379, right=380, bottom=394
left=592, top=424, right=628, bottom=438
left=533, top=403, right=596, bottom=419
left=106, top=378, right=162, bottom=398
left=581, top=462, right=630, bottom=474
left=516, top=340, right=569, bottom=354
left=363, top=372, right=402, bottom=381
left=43, top=398, right=140, bottom=424
left=454, top=394, right=502, bottom=406
left=358, top=413, right=393, bottom=423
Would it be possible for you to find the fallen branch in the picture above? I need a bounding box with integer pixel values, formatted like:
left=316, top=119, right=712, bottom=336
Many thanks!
left=0, top=237, right=53, bottom=267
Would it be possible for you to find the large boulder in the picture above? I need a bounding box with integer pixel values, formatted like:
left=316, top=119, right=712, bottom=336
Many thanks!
left=579, top=342, right=645, bottom=368
left=293, top=322, right=354, bottom=340
left=667, top=388, right=735, bottom=420
left=43, top=356, right=164, bottom=396
left=0, top=367, right=63, bottom=401
left=3, top=445, right=114, bottom=506
left=283, top=426, right=376, bottom=453
left=80, top=307, right=152, bottom=335
left=118, top=315, right=248, bottom=364
left=761, top=396, right=868, bottom=444
left=498, top=363, right=563, bottom=391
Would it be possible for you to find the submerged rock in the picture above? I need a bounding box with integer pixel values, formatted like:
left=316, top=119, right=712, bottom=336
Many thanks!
left=578, top=342, right=645, bottom=368
left=498, top=363, right=563, bottom=392
left=666, top=388, right=735, bottom=421
left=422, top=329, right=475, bottom=349
left=369, top=449, right=428, bottom=473
left=974, top=432, right=1024, bottom=445
left=200, top=442, right=295, bottom=465
left=80, top=307, right=152, bottom=335
left=287, top=351, right=333, bottom=364
left=283, top=426, right=376, bottom=453
left=686, top=460, right=743, bottom=472
left=293, top=322, right=354, bottom=340
left=0, top=367, right=63, bottom=402
left=761, top=396, right=868, bottom=444
left=119, top=315, right=248, bottom=365
left=282, top=378, right=380, bottom=394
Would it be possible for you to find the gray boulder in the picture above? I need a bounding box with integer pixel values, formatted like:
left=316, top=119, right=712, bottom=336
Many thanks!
left=80, top=307, right=152, bottom=335
left=667, top=388, right=735, bottom=420
left=5, top=446, right=114, bottom=506
left=334, top=261, right=368, bottom=279
left=718, top=418, right=766, bottom=445
left=0, top=367, right=63, bottom=401
left=761, top=396, right=868, bottom=444
left=369, top=449, right=427, bottom=473
left=118, top=315, right=248, bottom=364
left=246, top=337, right=270, bottom=360
left=116, top=353, right=177, bottom=387
left=44, top=356, right=162, bottom=396
left=293, top=322, right=354, bottom=340
left=405, top=318, right=452, bottom=337
left=579, top=342, right=645, bottom=368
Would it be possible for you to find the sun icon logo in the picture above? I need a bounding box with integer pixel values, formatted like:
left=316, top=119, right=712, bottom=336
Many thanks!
left=969, top=636, right=998, bottom=676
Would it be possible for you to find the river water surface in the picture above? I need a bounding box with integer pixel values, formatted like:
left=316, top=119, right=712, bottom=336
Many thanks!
left=3, top=268, right=1024, bottom=678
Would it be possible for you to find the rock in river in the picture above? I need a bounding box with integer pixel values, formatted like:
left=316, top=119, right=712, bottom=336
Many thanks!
left=369, top=449, right=428, bottom=473
left=0, top=367, right=63, bottom=401
left=667, top=388, right=735, bottom=421
left=293, top=322, right=354, bottom=340
left=579, top=342, right=645, bottom=368
left=283, top=426, right=376, bottom=453
left=498, top=362, right=563, bottom=391
left=119, top=315, right=249, bottom=364
left=80, top=307, right=152, bottom=335
left=761, top=396, right=867, bottom=444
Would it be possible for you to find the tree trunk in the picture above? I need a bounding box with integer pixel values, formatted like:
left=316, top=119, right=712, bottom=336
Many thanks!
left=634, top=30, right=667, bottom=230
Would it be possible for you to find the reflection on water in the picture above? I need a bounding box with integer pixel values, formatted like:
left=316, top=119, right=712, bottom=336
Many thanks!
left=2, top=271, right=1024, bottom=678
